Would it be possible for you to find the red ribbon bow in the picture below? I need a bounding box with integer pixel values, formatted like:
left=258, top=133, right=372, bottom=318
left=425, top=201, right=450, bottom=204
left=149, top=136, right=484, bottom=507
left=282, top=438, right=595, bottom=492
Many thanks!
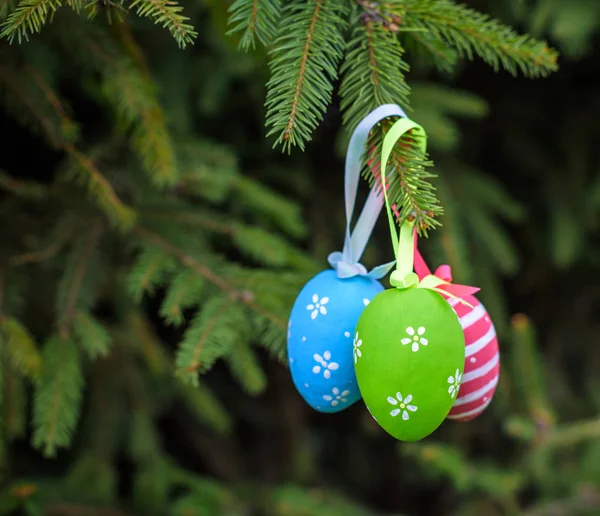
left=413, top=230, right=481, bottom=300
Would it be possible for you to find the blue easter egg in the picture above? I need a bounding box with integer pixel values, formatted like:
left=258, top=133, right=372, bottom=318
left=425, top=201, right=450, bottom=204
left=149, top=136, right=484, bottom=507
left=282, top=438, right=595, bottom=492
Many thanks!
left=287, top=269, right=384, bottom=413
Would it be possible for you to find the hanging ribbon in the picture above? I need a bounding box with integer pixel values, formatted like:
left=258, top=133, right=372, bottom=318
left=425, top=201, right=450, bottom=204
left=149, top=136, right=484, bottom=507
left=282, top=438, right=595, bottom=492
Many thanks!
left=327, top=104, right=406, bottom=279
left=378, top=117, right=479, bottom=306
left=413, top=240, right=480, bottom=301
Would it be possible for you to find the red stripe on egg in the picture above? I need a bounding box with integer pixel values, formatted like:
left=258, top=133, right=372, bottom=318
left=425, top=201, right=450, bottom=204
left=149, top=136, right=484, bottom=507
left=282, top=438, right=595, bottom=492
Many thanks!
left=446, top=296, right=500, bottom=421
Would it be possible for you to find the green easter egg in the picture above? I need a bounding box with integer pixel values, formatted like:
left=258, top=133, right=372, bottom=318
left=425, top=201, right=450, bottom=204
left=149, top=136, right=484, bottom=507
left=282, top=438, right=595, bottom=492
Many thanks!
left=354, top=288, right=465, bottom=441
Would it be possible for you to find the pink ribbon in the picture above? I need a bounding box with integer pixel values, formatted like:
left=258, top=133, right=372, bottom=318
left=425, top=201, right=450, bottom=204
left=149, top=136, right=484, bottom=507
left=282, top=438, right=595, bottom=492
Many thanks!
left=413, top=229, right=481, bottom=299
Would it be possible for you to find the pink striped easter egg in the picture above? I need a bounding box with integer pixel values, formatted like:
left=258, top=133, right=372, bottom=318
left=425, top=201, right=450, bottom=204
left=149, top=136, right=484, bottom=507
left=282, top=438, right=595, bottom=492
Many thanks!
left=446, top=295, right=500, bottom=421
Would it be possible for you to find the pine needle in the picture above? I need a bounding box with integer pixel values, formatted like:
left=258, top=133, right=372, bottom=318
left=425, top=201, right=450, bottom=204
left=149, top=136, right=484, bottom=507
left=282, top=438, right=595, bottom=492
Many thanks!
left=63, top=145, right=137, bottom=231
left=175, top=296, right=248, bottom=385
left=32, top=335, right=84, bottom=457
left=227, top=0, right=281, bottom=50
left=159, top=269, right=204, bottom=326
left=398, top=0, right=559, bottom=77
left=0, top=0, right=61, bottom=43
left=340, top=7, right=411, bottom=133
left=128, top=0, right=197, bottom=49
left=1, top=316, right=43, bottom=382
left=72, top=311, right=112, bottom=360
left=102, top=59, right=179, bottom=187
left=265, top=0, right=348, bottom=151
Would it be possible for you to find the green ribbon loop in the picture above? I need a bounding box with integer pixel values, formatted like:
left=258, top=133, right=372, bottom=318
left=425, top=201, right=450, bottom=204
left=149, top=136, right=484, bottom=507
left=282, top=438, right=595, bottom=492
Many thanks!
left=379, top=117, right=427, bottom=289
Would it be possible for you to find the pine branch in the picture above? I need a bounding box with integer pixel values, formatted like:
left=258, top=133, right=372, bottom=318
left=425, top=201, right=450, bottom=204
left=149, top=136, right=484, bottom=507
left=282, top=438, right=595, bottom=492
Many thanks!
left=363, top=124, right=442, bottom=233
left=101, top=58, right=179, bottom=187
left=226, top=339, right=266, bottom=395
left=159, top=269, right=205, bottom=326
left=57, top=222, right=104, bottom=336
left=397, top=0, right=558, bottom=77
left=0, top=0, right=61, bottom=43
left=62, top=145, right=138, bottom=230
left=128, top=0, right=197, bottom=48
left=0, top=65, right=62, bottom=146
left=72, top=312, right=112, bottom=360
left=175, top=296, right=248, bottom=384
left=0, top=64, right=136, bottom=229
left=134, top=227, right=287, bottom=328
left=265, top=0, right=348, bottom=151
left=0, top=316, right=43, bottom=382
left=32, top=335, right=84, bottom=457
left=340, top=5, right=411, bottom=133
left=227, top=0, right=281, bottom=50
left=126, top=245, right=177, bottom=303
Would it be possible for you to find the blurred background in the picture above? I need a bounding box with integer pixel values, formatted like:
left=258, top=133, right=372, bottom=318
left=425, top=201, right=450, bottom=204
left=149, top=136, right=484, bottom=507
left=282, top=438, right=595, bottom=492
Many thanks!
left=0, top=0, right=599, bottom=515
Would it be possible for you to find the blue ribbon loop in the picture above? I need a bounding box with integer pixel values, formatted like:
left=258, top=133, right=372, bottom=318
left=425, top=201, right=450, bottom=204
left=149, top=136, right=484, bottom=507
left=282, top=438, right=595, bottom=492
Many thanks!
left=327, top=104, right=406, bottom=280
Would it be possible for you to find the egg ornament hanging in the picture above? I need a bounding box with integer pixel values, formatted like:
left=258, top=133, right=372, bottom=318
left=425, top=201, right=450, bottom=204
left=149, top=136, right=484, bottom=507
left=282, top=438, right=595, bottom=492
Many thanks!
left=354, top=117, right=477, bottom=441
left=286, top=104, right=406, bottom=413
left=354, top=283, right=466, bottom=440
left=413, top=250, right=500, bottom=421
left=287, top=270, right=384, bottom=412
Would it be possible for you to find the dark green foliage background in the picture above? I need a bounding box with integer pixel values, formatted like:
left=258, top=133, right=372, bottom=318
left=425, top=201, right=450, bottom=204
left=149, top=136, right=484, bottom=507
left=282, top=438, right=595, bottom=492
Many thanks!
left=0, top=0, right=599, bottom=515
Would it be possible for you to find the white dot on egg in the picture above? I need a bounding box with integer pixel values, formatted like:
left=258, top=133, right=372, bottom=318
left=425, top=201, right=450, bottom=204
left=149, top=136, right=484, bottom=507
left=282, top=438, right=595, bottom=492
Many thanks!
left=470, top=357, right=476, bottom=363
left=317, top=406, right=321, bottom=409
left=344, top=331, right=350, bottom=337
left=289, top=358, right=294, bottom=364
left=363, top=298, right=370, bottom=306
left=304, top=383, right=309, bottom=388
left=485, top=316, right=490, bottom=322
left=483, top=396, right=488, bottom=401
left=302, top=336, right=306, bottom=342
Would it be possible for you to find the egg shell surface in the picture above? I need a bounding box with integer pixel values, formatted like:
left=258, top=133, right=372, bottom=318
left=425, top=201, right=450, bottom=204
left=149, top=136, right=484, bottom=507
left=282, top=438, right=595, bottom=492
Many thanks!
left=446, top=295, right=500, bottom=421
left=355, top=288, right=465, bottom=441
left=287, top=269, right=383, bottom=413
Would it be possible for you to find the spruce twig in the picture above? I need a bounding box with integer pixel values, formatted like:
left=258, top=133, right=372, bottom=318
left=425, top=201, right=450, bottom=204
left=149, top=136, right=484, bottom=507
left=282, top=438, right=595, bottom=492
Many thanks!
left=135, top=228, right=287, bottom=328
left=0, top=0, right=61, bottom=43
left=397, top=0, right=558, bottom=77
left=265, top=0, right=348, bottom=151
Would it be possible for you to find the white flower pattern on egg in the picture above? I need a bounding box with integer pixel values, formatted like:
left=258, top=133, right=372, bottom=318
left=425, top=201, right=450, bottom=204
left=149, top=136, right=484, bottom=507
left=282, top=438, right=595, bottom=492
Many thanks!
left=353, top=332, right=362, bottom=363
left=312, top=350, right=339, bottom=379
left=447, top=369, right=462, bottom=398
left=306, top=294, right=329, bottom=320
left=387, top=392, right=418, bottom=420
left=323, top=387, right=350, bottom=407
left=401, top=326, right=428, bottom=352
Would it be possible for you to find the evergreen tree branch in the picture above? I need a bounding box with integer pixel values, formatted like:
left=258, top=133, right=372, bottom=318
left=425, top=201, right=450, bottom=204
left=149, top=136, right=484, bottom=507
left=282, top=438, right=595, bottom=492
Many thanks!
left=0, top=65, right=61, bottom=146
left=0, top=0, right=61, bottom=43
left=134, top=227, right=287, bottom=328
left=128, top=0, right=197, bottom=48
left=0, top=317, right=43, bottom=382
left=62, top=145, right=138, bottom=230
left=265, top=0, right=348, bottom=151
left=0, top=64, right=136, bottom=229
left=175, top=296, right=245, bottom=384
left=101, top=57, right=179, bottom=187
left=58, top=222, right=103, bottom=336
left=363, top=123, right=442, bottom=232
left=396, top=0, right=558, bottom=77
left=340, top=5, right=411, bottom=133
left=32, top=334, right=84, bottom=456
left=227, top=0, right=281, bottom=50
